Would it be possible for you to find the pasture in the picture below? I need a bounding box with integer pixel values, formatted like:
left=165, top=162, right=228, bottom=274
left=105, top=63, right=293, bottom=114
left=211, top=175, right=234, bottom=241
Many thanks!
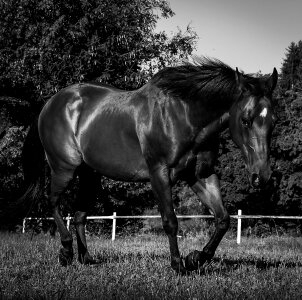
left=1, top=231, right=302, bottom=299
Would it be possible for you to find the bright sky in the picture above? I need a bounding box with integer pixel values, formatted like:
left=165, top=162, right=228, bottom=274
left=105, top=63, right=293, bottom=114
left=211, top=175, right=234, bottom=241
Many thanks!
left=156, top=0, right=302, bottom=74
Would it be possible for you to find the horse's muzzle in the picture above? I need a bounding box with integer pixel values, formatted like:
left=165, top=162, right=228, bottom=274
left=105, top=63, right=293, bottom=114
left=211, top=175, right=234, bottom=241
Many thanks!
left=250, top=169, right=271, bottom=189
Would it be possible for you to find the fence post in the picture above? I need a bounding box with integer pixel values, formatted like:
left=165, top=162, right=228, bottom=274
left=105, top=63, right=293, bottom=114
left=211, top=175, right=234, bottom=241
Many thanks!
left=237, top=209, right=242, bottom=245
left=22, top=218, right=26, bottom=234
left=112, top=212, right=116, bottom=241
left=66, top=214, right=71, bottom=231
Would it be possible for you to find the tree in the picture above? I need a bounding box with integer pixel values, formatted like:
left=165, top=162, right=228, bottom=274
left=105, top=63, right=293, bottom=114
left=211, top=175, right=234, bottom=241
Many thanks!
left=280, top=41, right=302, bottom=91
left=0, top=0, right=196, bottom=109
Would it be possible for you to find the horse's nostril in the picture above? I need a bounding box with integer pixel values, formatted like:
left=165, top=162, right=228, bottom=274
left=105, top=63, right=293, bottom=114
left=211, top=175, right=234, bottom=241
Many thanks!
left=251, top=173, right=260, bottom=187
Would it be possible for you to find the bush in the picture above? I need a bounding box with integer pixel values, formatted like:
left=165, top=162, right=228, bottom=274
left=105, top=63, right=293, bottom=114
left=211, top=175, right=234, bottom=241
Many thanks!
left=0, top=126, right=27, bottom=199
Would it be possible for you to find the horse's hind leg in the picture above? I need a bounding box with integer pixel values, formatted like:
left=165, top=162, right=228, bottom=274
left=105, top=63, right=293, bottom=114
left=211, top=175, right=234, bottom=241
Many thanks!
left=74, top=163, right=100, bottom=265
left=50, top=168, right=76, bottom=266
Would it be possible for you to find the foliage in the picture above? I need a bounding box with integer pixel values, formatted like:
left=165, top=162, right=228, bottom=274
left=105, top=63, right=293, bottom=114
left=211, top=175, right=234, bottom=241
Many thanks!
left=0, top=0, right=196, bottom=108
left=0, top=98, right=31, bottom=133
left=271, top=92, right=302, bottom=214
left=217, top=131, right=251, bottom=213
left=0, top=126, right=27, bottom=200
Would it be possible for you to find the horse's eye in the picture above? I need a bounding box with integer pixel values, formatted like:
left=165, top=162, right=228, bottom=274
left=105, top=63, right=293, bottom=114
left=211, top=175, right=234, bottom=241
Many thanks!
left=241, top=117, right=250, bottom=128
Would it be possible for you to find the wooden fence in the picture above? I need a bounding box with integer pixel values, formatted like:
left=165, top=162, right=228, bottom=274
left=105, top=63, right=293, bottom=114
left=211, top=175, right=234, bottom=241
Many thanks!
left=22, top=210, right=302, bottom=244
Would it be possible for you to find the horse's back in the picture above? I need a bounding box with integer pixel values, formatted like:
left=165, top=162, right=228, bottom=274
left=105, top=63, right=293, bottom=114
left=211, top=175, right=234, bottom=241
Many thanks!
left=39, top=83, right=150, bottom=180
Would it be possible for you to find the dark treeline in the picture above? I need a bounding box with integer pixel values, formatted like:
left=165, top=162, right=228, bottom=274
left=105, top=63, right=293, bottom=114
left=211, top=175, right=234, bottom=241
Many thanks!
left=1, top=1, right=302, bottom=234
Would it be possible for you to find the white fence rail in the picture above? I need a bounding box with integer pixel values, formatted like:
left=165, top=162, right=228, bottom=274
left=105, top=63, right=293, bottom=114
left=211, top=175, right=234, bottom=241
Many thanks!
left=23, top=210, right=302, bottom=244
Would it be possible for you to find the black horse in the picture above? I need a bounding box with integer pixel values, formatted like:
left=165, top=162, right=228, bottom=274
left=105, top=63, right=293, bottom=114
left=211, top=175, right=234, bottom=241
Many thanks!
left=19, top=57, right=278, bottom=274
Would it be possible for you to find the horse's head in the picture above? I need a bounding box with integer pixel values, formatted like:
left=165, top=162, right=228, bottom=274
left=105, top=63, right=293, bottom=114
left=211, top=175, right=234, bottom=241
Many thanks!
left=229, top=68, right=278, bottom=189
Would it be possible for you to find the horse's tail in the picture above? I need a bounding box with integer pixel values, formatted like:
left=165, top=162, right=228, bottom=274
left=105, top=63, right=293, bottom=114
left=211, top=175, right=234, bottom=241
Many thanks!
left=1, top=118, right=46, bottom=223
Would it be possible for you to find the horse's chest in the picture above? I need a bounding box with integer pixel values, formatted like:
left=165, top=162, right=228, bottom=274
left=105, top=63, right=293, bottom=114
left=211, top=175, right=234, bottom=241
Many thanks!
left=170, top=145, right=218, bottom=182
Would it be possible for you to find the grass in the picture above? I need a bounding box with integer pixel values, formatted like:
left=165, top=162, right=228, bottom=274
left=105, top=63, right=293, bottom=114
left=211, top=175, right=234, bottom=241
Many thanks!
left=1, top=231, right=302, bottom=299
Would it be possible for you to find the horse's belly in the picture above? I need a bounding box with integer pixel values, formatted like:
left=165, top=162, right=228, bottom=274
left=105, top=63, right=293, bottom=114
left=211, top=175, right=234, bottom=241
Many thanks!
left=79, top=124, right=149, bottom=181
left=84, top=146, right=149, bottom=181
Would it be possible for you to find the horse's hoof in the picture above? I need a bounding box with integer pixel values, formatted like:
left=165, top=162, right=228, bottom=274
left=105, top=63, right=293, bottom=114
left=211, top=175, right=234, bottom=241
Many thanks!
left=171, top=260, right=187, bottom=275
left=79, top=253, right=101, bottom=265
left=185, top=250, right=211, bottom=271
left=59, top=248, right=74, bottom=266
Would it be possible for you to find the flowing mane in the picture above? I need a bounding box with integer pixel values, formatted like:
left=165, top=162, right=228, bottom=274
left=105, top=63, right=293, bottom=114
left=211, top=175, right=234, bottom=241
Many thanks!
left=151, top=57, right=242, bottom=104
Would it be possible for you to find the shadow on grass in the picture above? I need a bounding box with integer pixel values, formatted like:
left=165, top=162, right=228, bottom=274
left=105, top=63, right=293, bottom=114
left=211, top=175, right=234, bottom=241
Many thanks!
left=93, top=250, right=302, bottom=276
left=199, top=255, right=302, bottom=275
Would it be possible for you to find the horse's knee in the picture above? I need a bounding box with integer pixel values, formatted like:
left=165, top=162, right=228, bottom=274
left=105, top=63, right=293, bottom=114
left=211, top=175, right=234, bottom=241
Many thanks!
left=59, top=246, right=74, bottom=266
left=217, top=213, right=230, bottom=232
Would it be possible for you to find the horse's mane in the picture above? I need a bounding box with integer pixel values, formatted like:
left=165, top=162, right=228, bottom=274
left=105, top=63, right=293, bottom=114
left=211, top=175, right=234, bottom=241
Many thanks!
left=151, top=57, right=246, bottom=103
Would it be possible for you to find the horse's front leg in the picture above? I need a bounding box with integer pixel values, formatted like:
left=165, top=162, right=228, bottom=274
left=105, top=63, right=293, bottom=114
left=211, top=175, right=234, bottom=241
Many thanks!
left=149, top=164, right=186, bottom=274
left=185, top=173, right=230, bottom=271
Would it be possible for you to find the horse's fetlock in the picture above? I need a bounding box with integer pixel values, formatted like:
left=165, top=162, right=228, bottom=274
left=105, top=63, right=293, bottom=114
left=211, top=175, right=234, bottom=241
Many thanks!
left=201, top=249, right=214, bottom=260
left=59, top=247, right=74, bottom=266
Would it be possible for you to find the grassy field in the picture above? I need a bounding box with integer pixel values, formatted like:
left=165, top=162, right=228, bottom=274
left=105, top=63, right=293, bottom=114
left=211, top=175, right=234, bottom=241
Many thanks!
left=1, top=231, right=302, bottom=299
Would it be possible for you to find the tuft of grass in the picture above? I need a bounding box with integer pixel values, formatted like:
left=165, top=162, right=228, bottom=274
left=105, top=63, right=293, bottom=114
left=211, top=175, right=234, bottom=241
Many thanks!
left=1, top=232, right=302, bottom=299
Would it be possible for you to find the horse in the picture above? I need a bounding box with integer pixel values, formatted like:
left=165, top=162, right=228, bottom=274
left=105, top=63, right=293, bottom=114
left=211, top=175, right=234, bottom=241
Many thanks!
left=18, top=57, right=278, bottom=274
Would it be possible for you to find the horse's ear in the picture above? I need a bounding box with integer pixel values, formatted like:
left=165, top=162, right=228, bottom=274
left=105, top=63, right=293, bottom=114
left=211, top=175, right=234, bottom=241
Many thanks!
left=235, top=67, right=247, bottom=92
left=265, top=67, right=278, bottom=94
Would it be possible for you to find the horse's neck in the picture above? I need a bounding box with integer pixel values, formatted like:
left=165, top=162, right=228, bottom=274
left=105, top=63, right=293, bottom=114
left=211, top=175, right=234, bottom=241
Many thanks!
left=192, top=112, right=229, bottom=152
left=186, top=92, right=234, bottom=130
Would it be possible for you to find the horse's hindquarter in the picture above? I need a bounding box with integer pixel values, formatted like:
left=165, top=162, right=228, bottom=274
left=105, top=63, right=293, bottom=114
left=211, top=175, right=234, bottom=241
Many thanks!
left=77, top=86, right=149, bottom=181
left=38, top=83, right=148, bottom=179
left=39, top=85, right=85, bottom=169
